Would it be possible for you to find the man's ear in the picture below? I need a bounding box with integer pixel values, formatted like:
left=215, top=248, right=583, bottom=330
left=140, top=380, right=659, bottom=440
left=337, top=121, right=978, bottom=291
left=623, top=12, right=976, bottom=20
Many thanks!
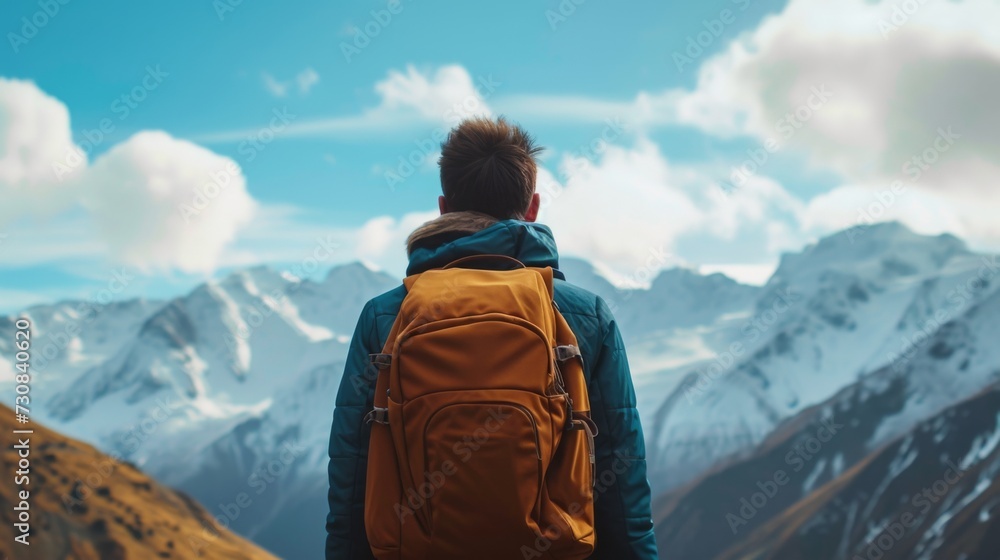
left=438, top=195, right=449, bottom=215
left=523, top=193, right=541, bottom=222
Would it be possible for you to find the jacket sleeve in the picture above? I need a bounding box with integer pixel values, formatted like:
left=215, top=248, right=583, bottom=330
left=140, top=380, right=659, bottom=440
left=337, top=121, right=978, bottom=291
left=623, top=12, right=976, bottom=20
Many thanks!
left=326, top=301, right=378, bottom=560
left=589, top=296, right=659, bottom=559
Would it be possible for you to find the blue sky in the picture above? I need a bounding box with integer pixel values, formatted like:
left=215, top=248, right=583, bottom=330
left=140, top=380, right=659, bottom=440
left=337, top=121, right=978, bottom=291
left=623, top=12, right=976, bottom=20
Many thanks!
left=1, top=0, right=998, bottom=312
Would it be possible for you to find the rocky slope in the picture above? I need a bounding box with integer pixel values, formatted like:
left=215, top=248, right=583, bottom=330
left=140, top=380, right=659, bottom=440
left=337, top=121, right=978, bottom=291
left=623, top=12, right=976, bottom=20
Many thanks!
left=715, top=385, right=1000, bottom=560
left=0, top=404, right=276, bottom=560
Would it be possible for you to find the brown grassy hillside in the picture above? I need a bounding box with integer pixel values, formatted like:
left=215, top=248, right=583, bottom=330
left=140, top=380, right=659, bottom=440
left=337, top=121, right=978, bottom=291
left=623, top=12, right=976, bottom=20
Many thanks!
left=0, top=405, right=278, bottom=560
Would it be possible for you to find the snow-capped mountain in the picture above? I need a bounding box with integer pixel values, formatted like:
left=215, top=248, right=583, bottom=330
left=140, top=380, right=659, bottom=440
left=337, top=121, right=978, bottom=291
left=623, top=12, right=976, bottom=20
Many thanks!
left=731, top=384, right=1000, bottom=560
left=642, top=223, right=999, bottom=494
left=0, top=297, right=163, bottom=392
left=558, top=256, right=760, bottom=338
left=656, top=380, right=1000, bottom=560
left=163, top=361, right=345, bottom=559
left=652, top=262, right=1000, bottom=557
left=4, top=221, right=998, bottom=559
left=32, top=263, right=396, bottom=470
left=0, top=262, right=395, bottom=559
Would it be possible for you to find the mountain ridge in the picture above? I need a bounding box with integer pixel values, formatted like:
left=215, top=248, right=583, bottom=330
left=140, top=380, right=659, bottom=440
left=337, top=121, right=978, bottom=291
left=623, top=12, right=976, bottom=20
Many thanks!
left=3, top=221, right=998, bottom=559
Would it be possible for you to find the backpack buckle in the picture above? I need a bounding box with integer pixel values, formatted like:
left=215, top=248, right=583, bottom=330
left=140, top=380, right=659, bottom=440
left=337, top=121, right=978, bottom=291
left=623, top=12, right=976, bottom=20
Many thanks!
left=567, top=412, right=599, bottom=488
left=555, top=345, right=581, bottom=362
left=364, top=407, right=389, bottom=425
left=568, top=413, right=599, bottom=437
left=369, top=353, right=392, bottom=369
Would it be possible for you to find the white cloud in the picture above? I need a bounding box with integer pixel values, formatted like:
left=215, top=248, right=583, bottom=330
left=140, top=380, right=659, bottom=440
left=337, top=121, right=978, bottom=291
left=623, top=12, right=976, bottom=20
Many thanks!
left=199, top=64, right=494, bottom=142
left=374, top=65, right=494, bottom=124
left=658, top=0, right=1000, bottom=249
left=497, top=0, right=998, bottom=162
left=286, top=138, right=806, bottom=284
left=703, top=174, right=806, bottom=244
left=541, top=139, right=702, bottom=274
left=354, top=210, right=439, bottom=272
left=261, top=72, right=289, bottom=97
left=801, top=183, right=1000, bottom=247
left=675, top=0, right=1000, bottom=193
left=539, top=138, right=805, bottom=278
left=82, top=131, right=256, bottom=273
left=0, top=78, right=257, bottom=273
left=18, top=0, right=991, bottom=284
left=495, top=90, right=684, bottom=130
left=0, top=78, right=84, bottom=225
left=451, top=1, right=1000, bottom=249
left=336, top=138, right=806, bottom=284
left=262, top=68, right=320, bottom=97
left=296, top=67, right=320, bottom=94
left=498, top=0, right=998, bottom=253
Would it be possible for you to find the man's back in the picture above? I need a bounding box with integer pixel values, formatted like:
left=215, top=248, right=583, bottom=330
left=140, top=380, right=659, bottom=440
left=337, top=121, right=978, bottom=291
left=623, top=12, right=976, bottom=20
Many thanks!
left=326, top=216, right=658, bottom=558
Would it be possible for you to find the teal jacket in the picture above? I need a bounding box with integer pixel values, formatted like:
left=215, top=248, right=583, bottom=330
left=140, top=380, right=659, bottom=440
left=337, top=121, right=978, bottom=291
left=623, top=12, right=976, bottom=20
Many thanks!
left=326, top=220, right=658, bottom=558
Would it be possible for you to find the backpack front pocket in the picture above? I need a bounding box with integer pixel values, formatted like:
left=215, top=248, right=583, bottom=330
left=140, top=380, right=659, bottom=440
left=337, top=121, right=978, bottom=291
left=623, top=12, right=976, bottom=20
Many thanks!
left=406, top=392, right=548, bottom=556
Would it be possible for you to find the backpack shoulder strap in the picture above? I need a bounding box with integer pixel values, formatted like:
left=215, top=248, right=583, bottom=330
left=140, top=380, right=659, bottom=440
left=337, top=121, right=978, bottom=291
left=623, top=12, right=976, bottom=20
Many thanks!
left=554, top=306, right=598, bottom=431
left=365, top=301, right=407, bottom=425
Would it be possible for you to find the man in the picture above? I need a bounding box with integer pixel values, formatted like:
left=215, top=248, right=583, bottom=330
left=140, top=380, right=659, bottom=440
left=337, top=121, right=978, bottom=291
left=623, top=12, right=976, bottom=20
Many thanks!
left=326, top=117, right=658, bottom=558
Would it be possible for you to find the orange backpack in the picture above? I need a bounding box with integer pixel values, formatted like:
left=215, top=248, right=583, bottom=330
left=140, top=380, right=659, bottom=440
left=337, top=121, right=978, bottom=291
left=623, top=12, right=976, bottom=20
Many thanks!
left=364, top=255, right=598, bottom=559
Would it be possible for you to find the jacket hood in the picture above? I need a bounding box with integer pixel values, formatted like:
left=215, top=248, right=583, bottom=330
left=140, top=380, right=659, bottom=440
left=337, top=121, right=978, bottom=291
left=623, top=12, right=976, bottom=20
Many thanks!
left=405, top=211, right=564, bottom=279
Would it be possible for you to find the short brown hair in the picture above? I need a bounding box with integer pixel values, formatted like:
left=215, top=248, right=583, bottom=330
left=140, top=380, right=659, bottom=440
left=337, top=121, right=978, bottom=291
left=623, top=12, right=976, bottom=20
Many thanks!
left=438, top=116, right=543, bottom=219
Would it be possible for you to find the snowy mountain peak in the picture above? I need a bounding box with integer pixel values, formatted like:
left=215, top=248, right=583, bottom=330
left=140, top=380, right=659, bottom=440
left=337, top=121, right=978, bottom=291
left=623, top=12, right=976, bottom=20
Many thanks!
left=770, top=221, right=969, bottom=287
left=557, top=257, right=620, bottom=301
left=650, top=266, right=747, bottom=292
left=815, top=221, right=966, bottom=257
left=322, top=260, right=396, bottom=286
left=217, top=265, right=296, bottom=297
